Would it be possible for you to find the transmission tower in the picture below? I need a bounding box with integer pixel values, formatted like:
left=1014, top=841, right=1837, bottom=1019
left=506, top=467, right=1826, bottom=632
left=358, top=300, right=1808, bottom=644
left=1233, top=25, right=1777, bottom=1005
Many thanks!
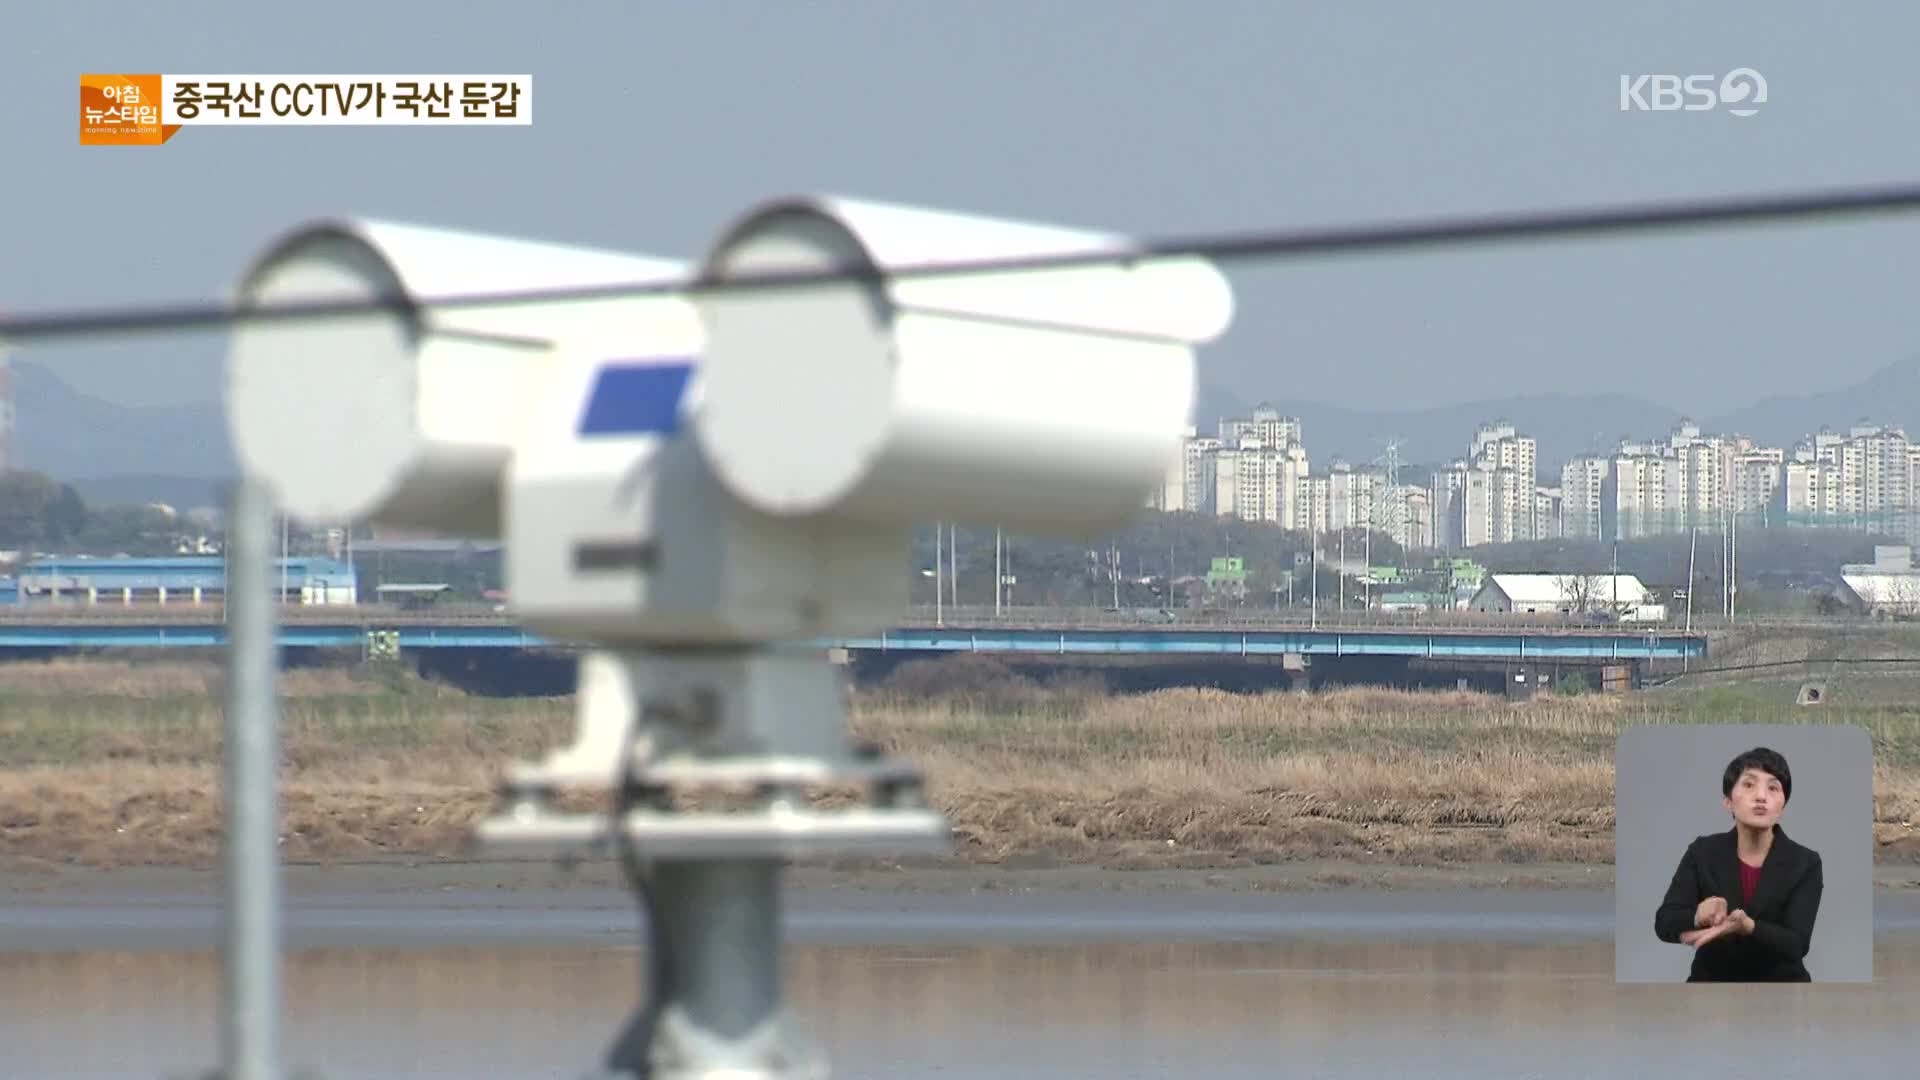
left=1373, top=437, right=1405, bottom=548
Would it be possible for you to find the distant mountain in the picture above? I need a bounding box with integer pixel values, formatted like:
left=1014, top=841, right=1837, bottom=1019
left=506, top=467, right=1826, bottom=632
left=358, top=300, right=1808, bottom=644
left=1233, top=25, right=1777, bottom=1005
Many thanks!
left=1195, top=380, right=1683, bottom=474
left=1704, top=355, right=1920, bottom=448
left=12, top=360, right=235, bottom=502
left=62, top=474, right=233, bottom=512
left=1197, top=357, right=1920, bottom=475
left=9, top=352, right=1917, bottom=511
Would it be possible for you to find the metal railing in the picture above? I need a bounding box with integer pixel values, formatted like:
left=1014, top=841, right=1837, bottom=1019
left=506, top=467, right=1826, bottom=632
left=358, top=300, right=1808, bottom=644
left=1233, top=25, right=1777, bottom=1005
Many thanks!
left=895, top=604, right=1717, bottom=634
left=0, top=597, right=1883, bottom=635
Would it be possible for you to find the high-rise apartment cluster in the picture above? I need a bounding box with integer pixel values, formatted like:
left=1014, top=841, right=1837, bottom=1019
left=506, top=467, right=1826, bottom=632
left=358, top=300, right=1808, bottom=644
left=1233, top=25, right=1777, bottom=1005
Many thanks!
left=1154, top=408, right=1920, bottom=551
left=1430, top=422, right=1541, bottom=549
left=1561, top=420, right=1920, bottom=542
left=1150, top=405, right=1436, bottom=550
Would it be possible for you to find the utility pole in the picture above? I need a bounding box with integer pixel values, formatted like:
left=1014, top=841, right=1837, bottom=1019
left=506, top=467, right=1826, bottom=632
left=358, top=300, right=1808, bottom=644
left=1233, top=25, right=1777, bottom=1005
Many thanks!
left=1364, top=517, right=1373, bottom=614
left=933, top=522, right=942, bottom=627
left=222, top=476, right=284, bottom=1080
left=1685, top=526, right=1697, bottom=633
left=1730, top=509, right=1738, bottom=622
left=1337, top=528, right=1346, bottom=620
left=1310, top=536, right=1319, bottom=630
left=1611, top=536, right=1619, bottom=615
left=1728, top=511, right=1743, bottom=614
left=994, top=527, right=1002, bottom=617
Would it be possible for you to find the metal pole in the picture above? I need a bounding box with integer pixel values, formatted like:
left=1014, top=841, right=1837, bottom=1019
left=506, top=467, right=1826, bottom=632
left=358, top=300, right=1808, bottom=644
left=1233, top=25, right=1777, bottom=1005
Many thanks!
left=933, top=522, right=942, bottom=627
left=280, top=515, right=288, bottom=607
left=994, top=527, right=1002, bottom=617
left=1004, top=544, right=1012, bottom=609
left=1338, top=529, right=1346, bottom=619
left=1611, top=538, right=1619, bottom=615
left=1730, top=508, right=1738, bottom=622
left=950, top=524, right=958, bottom=610
left=1728, top=511, right=1743, bottom=618
left=222, top=475, right=284, bottom=1080
left=1685, top=526, right=1697, bottom=633
left=619, top=858, right=791, bottom=1076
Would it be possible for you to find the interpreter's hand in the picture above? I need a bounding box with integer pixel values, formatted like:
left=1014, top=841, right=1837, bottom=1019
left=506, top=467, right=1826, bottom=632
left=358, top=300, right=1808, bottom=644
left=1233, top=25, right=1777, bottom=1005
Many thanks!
left=1694, top=896, right=1729, bottom=928
left=1680, top=920, right=1739, bottom=949
left=1725, top=910, right=1756, bottom=937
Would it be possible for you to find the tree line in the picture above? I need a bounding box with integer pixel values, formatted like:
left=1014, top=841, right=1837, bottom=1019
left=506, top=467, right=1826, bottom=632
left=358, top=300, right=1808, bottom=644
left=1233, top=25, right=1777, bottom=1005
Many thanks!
left=5, top=463, right=1894, bottom=612
left=910, top=512, right=1409, bottom=609
left=0, top=470, right=197, bottom=557
left=915, top=512, right=1899, bottom=611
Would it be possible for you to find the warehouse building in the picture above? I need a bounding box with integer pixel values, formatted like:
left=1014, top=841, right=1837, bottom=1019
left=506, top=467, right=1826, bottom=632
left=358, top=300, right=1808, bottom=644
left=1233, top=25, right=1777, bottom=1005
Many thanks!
left=14, top=556, right=358, bottom=606
left=1468, top=573, right=1648, bottom=615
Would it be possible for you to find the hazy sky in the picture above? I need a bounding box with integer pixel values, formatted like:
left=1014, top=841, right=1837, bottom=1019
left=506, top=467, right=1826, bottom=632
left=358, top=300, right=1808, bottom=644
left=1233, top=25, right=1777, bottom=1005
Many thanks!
left=5, top=1, right=1919, bottom=416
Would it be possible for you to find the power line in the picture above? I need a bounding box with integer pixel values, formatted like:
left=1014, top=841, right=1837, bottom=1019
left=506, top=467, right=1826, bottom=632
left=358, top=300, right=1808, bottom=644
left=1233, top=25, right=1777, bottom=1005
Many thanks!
left=5, top=180, right=1920, bottom=345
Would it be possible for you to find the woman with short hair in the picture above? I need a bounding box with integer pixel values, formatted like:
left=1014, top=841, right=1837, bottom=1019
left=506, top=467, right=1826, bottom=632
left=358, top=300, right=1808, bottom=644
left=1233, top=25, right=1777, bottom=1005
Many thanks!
left=1653, top=746, right=1824, bottom=982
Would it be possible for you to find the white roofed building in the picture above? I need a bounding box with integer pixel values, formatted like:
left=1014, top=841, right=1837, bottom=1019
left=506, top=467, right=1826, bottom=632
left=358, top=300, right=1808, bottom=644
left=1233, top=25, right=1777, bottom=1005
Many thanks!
left=1840, top=573, right=1920, bottom=618
left=1469, top=573, right=1648, bottom=615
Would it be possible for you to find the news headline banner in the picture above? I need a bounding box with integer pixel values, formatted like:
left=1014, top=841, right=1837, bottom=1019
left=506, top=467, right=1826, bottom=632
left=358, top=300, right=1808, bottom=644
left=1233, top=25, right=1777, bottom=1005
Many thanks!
left=81, top=74, right=532, bottom=145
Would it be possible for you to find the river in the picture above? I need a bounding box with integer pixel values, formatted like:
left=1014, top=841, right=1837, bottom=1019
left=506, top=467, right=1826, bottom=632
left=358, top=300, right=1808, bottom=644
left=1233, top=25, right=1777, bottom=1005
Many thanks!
left=4, top=875, right=1918, bottom=1078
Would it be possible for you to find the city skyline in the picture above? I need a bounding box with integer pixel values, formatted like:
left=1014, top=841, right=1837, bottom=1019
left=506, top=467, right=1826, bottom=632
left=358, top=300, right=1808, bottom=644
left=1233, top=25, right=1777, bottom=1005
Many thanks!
left=1159, top=404, right=1920, bottom=552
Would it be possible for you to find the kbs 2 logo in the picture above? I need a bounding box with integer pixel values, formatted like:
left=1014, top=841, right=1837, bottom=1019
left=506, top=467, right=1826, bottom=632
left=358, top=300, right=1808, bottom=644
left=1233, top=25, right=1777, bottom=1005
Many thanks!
left=1619, top=69, right=1768, bottom=117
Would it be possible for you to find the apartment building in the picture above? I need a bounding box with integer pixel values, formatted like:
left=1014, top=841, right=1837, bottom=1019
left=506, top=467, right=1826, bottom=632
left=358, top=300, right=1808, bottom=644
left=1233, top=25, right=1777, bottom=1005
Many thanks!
left=1471, top=421, right=1538, bottom=543
left=1840, top=423, right=1911, bottom=518
left=1219, top=404, right=1302, bottom=449
left=1435, top=461, right=1498, bottom=550
left=1396, top=486, right=1435, bottom=550
left=1561, top=456, right=1608, bottom=540
left=1208, top=434, right=1312, bottom=526
left=1534, top=486, right=1565, bottom=540
left=1733, top=448, right=1784, bottom=514
left=1182, top=434, right=1222, bottom=512
left=1161, top=400, right=1920, bottom=552
left=1783, top=458, right=1843, bottom=519
left=1149, top=427, right=1191, bottom=512
left=1325, top=461, right=1378, bottom=537
left=1603, top=452, right=1671, bottom=540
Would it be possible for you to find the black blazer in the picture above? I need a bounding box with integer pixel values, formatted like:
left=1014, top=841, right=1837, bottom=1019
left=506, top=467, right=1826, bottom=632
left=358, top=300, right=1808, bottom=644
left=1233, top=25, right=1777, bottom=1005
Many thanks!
left=1654, top=825, right=1823, bottom=982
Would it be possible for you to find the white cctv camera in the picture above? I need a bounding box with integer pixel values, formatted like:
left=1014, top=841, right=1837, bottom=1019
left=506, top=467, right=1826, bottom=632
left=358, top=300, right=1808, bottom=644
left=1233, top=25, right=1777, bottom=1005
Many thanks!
left=222, top=197, right=1234, bottom=828
left=224, top=198, right=1232, bottom=649
left=220, top=200, right=1236, bottom=1072
left=224, top=218, right=692, bottom=537
left=503, top=195, right=1233, bottom=647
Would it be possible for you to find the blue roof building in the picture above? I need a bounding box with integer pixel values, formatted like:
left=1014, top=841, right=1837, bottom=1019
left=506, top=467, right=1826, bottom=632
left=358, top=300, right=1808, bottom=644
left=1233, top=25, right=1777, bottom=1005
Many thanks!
left=16, top=555, right=358, bottom=605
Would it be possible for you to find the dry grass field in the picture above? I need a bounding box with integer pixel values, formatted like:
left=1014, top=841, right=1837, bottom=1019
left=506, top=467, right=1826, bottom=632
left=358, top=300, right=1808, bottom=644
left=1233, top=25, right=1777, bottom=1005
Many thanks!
left=3, top=652, right=1919, bottom=869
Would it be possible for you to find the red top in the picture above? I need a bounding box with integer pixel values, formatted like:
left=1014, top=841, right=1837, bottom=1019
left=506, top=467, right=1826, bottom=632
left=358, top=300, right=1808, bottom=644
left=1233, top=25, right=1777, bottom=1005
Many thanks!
left=1739, top=860, right=1763, bottom=904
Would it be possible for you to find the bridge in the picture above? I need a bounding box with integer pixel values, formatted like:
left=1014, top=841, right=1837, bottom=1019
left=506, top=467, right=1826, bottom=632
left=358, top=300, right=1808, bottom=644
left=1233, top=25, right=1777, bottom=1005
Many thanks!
left=0, top=605, right=1708, bottom=663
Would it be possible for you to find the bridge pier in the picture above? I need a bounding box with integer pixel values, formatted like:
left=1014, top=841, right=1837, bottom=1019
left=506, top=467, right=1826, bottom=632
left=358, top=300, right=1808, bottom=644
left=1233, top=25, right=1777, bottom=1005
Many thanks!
left=413, top=647, right=577, bottom=696
left=1301, top=655, right=1416, bottom=691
